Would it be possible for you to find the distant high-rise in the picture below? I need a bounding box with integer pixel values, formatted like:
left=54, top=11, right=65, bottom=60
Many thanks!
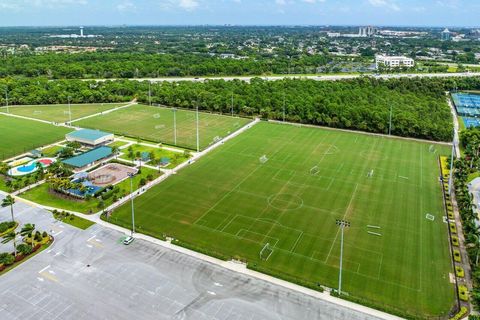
left=359, top=26, right=376, bottom=37
left=80, top=26, right=84, bottom=37
left=441, top=28, right=451, bottom=41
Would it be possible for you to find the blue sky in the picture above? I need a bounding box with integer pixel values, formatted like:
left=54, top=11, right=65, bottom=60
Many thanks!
left=0, top=0, right=478, bottom=27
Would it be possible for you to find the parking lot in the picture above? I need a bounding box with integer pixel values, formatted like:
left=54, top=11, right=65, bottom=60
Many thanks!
left=0, top=195, right=383, bottom=320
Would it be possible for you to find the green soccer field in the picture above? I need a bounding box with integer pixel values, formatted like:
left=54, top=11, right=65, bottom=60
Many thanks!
left=0, top=103, right=127, bottom=123
left=0, top=115, right=71, bottom=160
left=109, top=122, right=455, bottom=317
left=74, top=104, right=252, bottom=150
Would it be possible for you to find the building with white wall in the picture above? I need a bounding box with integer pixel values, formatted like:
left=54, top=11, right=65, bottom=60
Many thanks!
left=375, top=55, right=415, bottom=69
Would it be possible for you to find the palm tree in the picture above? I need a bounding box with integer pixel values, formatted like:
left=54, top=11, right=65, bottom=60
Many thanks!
left=20, top=224, right=35, bottom=248
left=111, top=146, right=120, bottom=160
left=1, top=195, right=16, bottom=222
left=2, top=231, right=18, bottom=256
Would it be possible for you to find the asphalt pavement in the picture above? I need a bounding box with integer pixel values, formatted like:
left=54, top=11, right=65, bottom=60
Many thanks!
left=0, top=195, right=383, bottom=320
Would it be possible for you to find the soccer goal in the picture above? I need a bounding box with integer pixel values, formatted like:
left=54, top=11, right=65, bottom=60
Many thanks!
left=259, top=155, right=269, bottom=164
left=259, top=243, right=273, bottom=261
left=428, top=145, right=436, bottom=153
left=310, top=166, right=320, bottom=176
left=213, top=136, right=222, bottom=143
left=63, top=110, right=71, bottom=115
left=367, top=169, right=374, bottom=178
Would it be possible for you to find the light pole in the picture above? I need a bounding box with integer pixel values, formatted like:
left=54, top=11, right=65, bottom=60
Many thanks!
left=448, top=134, right=456, bottom=195
left=128, top=173, right=135, bottom=235
left=4, top=88, right=9, bottom=113
left=148, top=81, right=152, bottom=106
left=336, top=219, right=350, bottom=295
left=388, top=104, right=393, bottom=136
left=283, top=90, right=286, bottom=122
left=231, top=92, right=234, bottom=117
left=67, top=96, right=72, bottom=124
left=196, top=102, right=200, bottom=153
left=173, top=108, right=177, bottom=145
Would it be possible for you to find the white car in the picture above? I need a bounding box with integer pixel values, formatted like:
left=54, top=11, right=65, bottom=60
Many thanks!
left=123, top=236, right=134, bottom=245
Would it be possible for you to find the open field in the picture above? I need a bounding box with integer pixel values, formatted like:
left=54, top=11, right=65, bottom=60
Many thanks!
left=0, top=103, right=127, bottom=123
left=109, top=122, right=455, bottom=317
left=74, top=104, right=252, bottom=150
left=0, top=115, right=71, bottom=160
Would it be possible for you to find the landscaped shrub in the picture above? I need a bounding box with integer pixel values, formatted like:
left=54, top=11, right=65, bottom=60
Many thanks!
left=456, top=266, right=465, bottom=278
left=42, top=231, right=48, bottom=238
left=16, top=244, right=32, bottom=256
left=458, top=285, right=469, bottom=301
left=452, top=235, right=459, bottom=246
left=450, top=222, right=457, bottom=234
left=0, top=252, right=14, bottom=266
left=14, top=254, right=24, bottom=262
left=0, top=221, right=16, bottom=234
left=454, top=249, right=462, bottom=262
left=449, top=306, right=468, bottom=320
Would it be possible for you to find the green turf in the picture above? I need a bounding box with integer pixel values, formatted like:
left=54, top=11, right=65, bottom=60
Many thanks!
left=119, top=144, right=190, bottom=168
left=109, top=122, right=455, bottom=317
left=1, top=103, right=127, bottom=123
left=54, top=213, right=95, bottom=230
left=74, top=104, right=252, bottom=150
left=0, top=115, right=71, bottom=160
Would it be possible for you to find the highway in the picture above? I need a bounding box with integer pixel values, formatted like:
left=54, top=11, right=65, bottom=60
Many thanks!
left=89, top=72, right=480, bottom=83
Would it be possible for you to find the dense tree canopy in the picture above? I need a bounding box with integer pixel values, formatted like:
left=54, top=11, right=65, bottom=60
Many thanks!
left=2, top=76, right=480, bottom=141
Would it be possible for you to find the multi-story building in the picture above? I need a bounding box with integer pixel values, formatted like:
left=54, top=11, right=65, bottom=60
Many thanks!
left=375, top=55, right=415, bottom=69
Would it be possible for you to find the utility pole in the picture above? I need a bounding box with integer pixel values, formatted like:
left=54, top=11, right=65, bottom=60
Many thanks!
left=336, top=219, right=350, bottom=295
left=128, top=173, right=135, bottom=235
left=68, top=96, right=72, bottom=124
left=448, top=141, right=456, bottom=195
left=173, top=108, right=177, bottom=145
left=5, top=88, right=9, bottom=113
left=388, top=104, right=393, bottom=136
left=148, top=81, right=152, bottom=106
left=196, top=102, right=200, bottom=153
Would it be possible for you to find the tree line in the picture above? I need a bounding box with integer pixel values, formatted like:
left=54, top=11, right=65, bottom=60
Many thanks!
left=3, top=76, right=480, bottom=141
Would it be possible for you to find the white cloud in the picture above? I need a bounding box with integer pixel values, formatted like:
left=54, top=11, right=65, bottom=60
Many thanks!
left=117, top=0, right=136, bottom=12
left=179, top=0, right=199, bottom=11
left=368, top=0, right=400, bottom=11
left=0, top=0, right=88, bottom=10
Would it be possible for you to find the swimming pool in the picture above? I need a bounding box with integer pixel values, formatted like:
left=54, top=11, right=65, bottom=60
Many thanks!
left=7, top=158, right=56, bottom=176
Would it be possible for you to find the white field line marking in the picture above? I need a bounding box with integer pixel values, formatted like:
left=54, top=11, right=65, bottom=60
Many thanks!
left=38, top=265, right=50, bottom=274
left=290, top=231, right=304, bottom=253
left=324, top=183, right=359, bottom=264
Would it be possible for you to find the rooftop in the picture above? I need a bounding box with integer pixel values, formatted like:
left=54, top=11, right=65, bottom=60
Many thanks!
left=66, top=129, right=112, bottom=142
left=62, top=146, right=113, bottom=168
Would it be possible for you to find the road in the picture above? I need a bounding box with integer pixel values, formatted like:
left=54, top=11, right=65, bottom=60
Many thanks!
left=88, top=72, right=480, bottom=83
left=0, top=194, right=387, bottom=320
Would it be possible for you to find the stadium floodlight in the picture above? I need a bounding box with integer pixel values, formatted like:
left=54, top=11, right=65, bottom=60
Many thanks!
left=67, top=96, right=72, bottom=124
left=335, top=219, right=350, bottom=295
left=196, top=103, right=200, bottom=152
left=128, top=172, right=136, bottom=235
left=173, top=108, right=177, bottom=145
left=231, top=92, right=234, bottom=117
left=388, top=104, right=393, bottom=136
left=448, top=142, right=456, bottom=195
left=283, top=90, right=286, bottom=122
left=148, top=81, right=152, bottom=106
left=4, top=87, right=8, bottom=114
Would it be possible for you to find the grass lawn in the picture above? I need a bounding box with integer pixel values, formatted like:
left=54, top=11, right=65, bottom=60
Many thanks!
left=119, top=144, right=190, bottom=168
left=19, top=167, right=161, bottom=214
left=109, top=122, right=454, bottom=317
left=74, top=104, right=252, bottom=150
left=107, top=140, right=130, bottom=149
left=0, top=115, right=71, bottom=160
left=53, top=212, right=95, bottom=230
left=41, top=145, right=64, bottom=157
left=1, top=103, right=127, bottom=123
